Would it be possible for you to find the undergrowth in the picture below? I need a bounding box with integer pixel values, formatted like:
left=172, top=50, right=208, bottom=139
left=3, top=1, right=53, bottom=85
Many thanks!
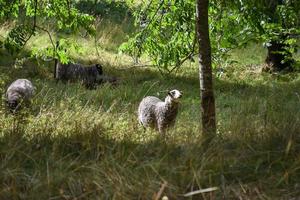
left=0, top=6, right=300, bottom=200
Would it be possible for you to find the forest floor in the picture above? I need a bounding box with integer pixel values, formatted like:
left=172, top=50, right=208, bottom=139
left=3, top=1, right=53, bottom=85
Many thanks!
left=0, top=14, right=300, bottom=199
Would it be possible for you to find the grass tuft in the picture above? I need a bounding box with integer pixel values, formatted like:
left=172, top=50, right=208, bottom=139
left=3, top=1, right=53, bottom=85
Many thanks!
left=1, top=15, right=300, bottom=199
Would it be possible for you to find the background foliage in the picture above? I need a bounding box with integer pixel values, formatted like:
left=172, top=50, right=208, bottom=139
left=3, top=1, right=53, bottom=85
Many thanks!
left=120, top=0, right=300, bottom=71
left=0, top=0, right=300, bottom=199
left=1, top=0, right=95, bottom=62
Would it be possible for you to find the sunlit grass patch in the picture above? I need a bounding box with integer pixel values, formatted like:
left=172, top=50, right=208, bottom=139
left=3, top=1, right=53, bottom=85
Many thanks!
left=1, top=17, right=300, bottom=200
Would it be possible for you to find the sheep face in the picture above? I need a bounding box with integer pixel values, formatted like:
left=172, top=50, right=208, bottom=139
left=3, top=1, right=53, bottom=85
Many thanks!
left=7, top=99, right=19, bottom=110
left=167, top=89, right=182, bottom=103
left=95, top=64, right=103, bottom=75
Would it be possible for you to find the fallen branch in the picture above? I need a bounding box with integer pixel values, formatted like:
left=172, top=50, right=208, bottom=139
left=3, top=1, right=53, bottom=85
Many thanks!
left=154, top=181, right=168, bottom=200
left=183, top=187, right=218, bottom=197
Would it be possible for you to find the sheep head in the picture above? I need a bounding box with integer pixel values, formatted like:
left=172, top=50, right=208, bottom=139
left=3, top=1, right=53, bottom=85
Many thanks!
left=166, top=89, right=182, bottom=103
left=95, top=64, right=103, bottom=75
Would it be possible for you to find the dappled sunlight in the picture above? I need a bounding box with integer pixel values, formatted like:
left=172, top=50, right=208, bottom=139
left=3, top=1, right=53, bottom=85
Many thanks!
left=1, top=0, right=300, bottom=199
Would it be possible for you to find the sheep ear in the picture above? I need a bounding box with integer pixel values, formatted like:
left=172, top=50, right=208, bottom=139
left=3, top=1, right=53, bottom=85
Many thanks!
left=168, top=91, right=172, bottom=96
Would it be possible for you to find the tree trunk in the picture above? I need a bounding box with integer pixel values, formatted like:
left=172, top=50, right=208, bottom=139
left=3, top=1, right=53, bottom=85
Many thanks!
left=263, top=0, right=294, bottom=72
left=264, top=39, right=293, bottom=72
left=195, top=0, right=216, bottom=136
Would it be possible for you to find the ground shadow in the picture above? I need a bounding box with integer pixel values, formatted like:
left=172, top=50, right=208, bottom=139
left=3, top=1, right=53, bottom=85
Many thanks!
left=0, top=117, right=299, bottom=199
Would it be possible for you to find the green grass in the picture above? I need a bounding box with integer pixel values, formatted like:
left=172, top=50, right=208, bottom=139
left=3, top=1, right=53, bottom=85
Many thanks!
left=1, top=17, right=300, bottom=199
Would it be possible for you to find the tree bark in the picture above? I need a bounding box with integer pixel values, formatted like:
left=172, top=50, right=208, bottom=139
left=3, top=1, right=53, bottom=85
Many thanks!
left=263, top=0, right=294, bottom=72
left=195, top=0, right=216, bottom=136
left=264, top=38, right=293, bottom=72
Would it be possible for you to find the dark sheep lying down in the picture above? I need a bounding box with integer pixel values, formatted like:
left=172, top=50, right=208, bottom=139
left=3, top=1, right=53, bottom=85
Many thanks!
left=5, top=79, right=35, bottom=111
left=55, top=60, right=119, bottom=88
left=55, top=60, right=103, bottom=89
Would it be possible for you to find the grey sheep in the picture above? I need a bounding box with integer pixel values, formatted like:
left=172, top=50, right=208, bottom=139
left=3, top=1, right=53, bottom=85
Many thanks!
left=138, top=89, right=182, bottom=135
left=5, top=79, right=35, bottom=111
left=54, top=59, right=103, bottom=89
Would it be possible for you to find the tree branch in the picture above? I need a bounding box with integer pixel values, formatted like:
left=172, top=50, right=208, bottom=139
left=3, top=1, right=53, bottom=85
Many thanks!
left=32, top=0, right=38, bottom=32
left=17, top=0, right=38, bottom=52
left=35, top=26, right=56, bottom=54
left=140, top=0, right=164, bottom=34
left=66, top=0, right=71, bottom=19
left=169, top=35, right=197, bottom=73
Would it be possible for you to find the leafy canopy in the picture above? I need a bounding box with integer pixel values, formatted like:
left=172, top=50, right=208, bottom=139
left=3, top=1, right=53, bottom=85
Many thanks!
left=1, top=0, right=95, bottom=62
left=120, top=0, right=300, bottom=71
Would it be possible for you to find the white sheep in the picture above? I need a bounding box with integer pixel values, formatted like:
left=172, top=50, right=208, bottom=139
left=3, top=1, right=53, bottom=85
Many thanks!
left=138, top=89, right=182, bottom=135
left=5, top=79, right=35, bottom=111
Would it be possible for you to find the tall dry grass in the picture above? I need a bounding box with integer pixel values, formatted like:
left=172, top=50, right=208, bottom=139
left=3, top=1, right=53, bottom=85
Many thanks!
left=1, top=9, right=300, bottom=199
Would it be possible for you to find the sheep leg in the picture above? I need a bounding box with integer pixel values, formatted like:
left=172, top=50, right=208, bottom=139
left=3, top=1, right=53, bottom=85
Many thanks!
left=138, top=119, right=147, bottom=132
left=158, top=126, right=166, bottom=137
